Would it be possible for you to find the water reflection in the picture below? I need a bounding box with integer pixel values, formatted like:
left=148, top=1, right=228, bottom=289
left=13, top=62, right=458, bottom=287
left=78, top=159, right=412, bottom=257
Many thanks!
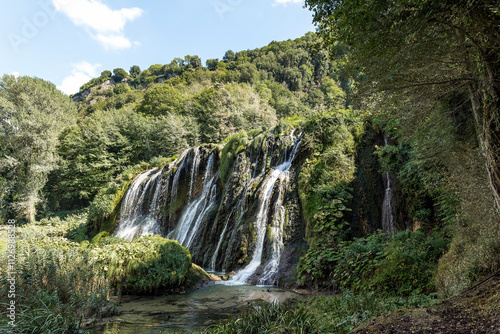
left=92, top=284, right=301, bottom=333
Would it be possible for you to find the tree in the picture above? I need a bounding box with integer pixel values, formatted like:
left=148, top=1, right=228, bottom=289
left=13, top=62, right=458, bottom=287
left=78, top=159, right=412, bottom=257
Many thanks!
left=148, top=64, right=163, bottom=76
left=223, top=50, right=235, bottom=62
left=0, top=75, right=76, bottom=222
left=49, top=107, right=198, bottom=209
left=305, top=0, right=500, bottom=211
left=320, top=77, right=346, bottom=108
left=137, top=85, right=185, bottom=116
left=237, top=63, right=259, bottom=84
left=206, top=58, right=219, bottom=71
left=112, top=68, right=128, bottom=82
left=185, top=55, right=202, bottom=70
left=130, top=65, right=141, bottom=78
left=100, top=70, right=112, bottom=80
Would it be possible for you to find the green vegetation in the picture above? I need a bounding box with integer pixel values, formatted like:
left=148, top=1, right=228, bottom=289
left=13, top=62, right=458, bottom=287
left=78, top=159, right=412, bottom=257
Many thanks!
left=0, top=216, right=116, bottom=333
left=90, top=235, right=192, bottom=294
left=305, top=0, right=500, bottom=298
left=297, top=110, right=363, bottom=288
left=305, top=1, right=500, bottom=213
left=0, top=15, right=498, bottom=331
left=332, top=230, right=449, bottom=297
left=207, top=301, right=315, bottom=334
left=0, top=214, right=199, bottom=332
left=0, top=75, right=76, bottom=223
left=202, top=291, right=435, bottom=334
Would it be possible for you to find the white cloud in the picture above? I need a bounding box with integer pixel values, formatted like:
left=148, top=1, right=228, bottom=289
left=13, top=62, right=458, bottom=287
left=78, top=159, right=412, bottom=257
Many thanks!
left=273, top=0, right=302, bottom=6
left=57, top=61, right=101, bottom=95
left=10, top=72, right=20, bottom=78
left=94, top=33, right=133, bottom=50
left=52, top=0, right=143, bottom=50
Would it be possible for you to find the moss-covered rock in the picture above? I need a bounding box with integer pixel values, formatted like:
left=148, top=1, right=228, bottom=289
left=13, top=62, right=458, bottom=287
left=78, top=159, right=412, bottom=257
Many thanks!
left=90, top=235, right=192, bottom=294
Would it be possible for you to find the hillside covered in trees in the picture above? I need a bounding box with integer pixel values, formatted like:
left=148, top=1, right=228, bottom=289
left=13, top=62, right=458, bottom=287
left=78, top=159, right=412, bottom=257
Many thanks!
left=1, top=4, right=499, bottom=330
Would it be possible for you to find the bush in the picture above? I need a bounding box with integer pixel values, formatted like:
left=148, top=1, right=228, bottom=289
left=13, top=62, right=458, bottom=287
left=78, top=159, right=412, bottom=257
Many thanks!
left=90, top=235, right=192, bottom=294
left=207, top=301, right=316, bottom=334
left=301, top=290, right=437, bottom=334
left=0, top=229, right=116, bottom=333
left=333, top=230, right=449, bottom=296
left=205, top=290, right=436, bottom=334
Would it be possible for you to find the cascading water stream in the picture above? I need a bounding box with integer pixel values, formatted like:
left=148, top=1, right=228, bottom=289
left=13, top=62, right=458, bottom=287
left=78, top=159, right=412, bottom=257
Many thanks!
left=381, top=135, right=395, bottom=235
left=229, top=133, right=301, bottom=285
left=113, top=130, right=303, bottom=286
left=258, top=173, right=288, bottom=285
left=170, top=149, right=190, bottom=206
left=115, top=169, right=163, bottom=241
left=189, top=147, right=201, bottom=199
left=210, top=186, right=248, bottom=272
left=168, top=153, right=217, bottom=249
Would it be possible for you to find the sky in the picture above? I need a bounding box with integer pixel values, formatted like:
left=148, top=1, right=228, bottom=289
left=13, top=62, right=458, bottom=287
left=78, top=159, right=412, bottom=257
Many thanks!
left=0, top=0, right=316, bottom=95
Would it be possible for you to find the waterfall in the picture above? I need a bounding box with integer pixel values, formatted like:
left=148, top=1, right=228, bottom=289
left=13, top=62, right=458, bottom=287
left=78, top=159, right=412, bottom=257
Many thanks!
left=149, top=167, right=165, bottom=217
left=113, top=129, right=303, bottom=286
left=115, top=169, right=163, bottom=241
left=210, top=186, right=248, bottom=272
left=210, top=217, right=230, bottom=272
left=168, top=153, right=218, bottom=248
left=171, top=149, right=190, bottom=205
left=189, top=147, right=201, bottom=199
left=259, top=173, right=288, bottom=285
left=229, top=133, right=301, bottom=285
left=381, top=135, right=395, bottom=235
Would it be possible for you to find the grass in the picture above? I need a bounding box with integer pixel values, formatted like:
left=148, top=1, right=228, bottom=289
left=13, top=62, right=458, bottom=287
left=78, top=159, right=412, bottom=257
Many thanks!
left=0, top=212, right=195, bottom=333
left=0, top=226, right=7, bottom=252
left=183, top=290, right=437, bottom=334
left=0, top=228, right=117, bottom=333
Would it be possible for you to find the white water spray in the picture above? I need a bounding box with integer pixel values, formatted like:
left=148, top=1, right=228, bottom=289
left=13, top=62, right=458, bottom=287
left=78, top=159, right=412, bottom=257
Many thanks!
left=115, top=169, right=163, bottom=241
left=381, top=135, right=395, bottom=235
left=229, top=134, right=301, bottom=285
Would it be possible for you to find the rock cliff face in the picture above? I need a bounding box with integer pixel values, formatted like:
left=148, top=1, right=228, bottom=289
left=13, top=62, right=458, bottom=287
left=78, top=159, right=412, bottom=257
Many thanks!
left=114, top=130, right=304, bottom=285
left=111, top=125, right=411, bottom=286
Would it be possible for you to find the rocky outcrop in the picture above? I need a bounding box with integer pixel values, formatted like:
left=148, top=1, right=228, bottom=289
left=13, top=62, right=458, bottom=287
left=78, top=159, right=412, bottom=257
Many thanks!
left=113, top=130, right=305, bottom=286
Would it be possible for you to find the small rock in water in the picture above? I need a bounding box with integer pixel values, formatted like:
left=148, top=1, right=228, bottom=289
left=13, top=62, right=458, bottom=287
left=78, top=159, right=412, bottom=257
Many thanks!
left=149, top=311, right=165, bottom=316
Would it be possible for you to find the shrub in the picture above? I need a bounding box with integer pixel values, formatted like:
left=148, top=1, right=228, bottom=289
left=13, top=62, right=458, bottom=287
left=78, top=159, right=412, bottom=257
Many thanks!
left=208, top=302, right=316, bottom=334
left=0, top=230, right=116, bottom=333
left=333, top=230, right=450, bottom=296
left=90, top=235, right=192, bottom=294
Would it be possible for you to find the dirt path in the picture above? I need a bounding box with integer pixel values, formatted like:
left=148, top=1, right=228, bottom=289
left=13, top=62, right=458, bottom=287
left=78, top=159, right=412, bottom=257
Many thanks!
left=355, top=273, right=500, bottom=334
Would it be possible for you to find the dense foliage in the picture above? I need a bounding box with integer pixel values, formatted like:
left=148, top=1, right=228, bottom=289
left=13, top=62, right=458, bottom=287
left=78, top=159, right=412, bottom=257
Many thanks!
left=0, top=216, right=116, bottom=333
left=90, top=235, right=192, bottom=294
left=297, top=110, right=363, bottom=288
left=0, top=214, right=196, bottom=332
left=305, top=0, right=500, bottom=211
left=0, top=75, right=76, bottom=222
left=0, top=19, right=498, bottom=331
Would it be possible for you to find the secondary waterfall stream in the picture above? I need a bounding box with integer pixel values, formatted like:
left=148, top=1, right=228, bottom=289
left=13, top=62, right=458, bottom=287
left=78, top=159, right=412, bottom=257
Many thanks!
left=381, top=135, right=395, bottom=235
left=229, top=133, right=301, bottom=285
left=113, top=130, right=302, bottom=286
left=168, top=152, right=218, bottom=249
left=114, top=169, right=163, bottom=241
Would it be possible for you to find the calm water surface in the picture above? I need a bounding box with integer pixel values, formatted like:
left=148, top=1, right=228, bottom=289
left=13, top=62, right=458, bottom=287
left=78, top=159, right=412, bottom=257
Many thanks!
left=92, top=283, right=302, bottom=334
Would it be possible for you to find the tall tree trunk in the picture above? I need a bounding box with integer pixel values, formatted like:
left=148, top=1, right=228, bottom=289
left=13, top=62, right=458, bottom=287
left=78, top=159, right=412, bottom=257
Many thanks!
left=468, top=82, right=500, bottom=214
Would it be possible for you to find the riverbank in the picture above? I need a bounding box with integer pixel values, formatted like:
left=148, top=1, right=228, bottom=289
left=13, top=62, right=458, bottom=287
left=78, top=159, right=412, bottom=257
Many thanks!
left=91, top=284, right=304, bottom=333
left=354, top=272, right=500, bottom=334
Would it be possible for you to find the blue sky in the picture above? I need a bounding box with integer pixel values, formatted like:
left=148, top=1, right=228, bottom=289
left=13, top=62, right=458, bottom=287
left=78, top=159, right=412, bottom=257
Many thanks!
left=1, top=0, right=315, bottom=95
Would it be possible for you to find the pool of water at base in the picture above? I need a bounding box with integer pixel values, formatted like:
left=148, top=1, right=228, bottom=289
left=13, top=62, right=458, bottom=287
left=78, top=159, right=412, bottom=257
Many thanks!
left=91, top=283, right=302, bottom=334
